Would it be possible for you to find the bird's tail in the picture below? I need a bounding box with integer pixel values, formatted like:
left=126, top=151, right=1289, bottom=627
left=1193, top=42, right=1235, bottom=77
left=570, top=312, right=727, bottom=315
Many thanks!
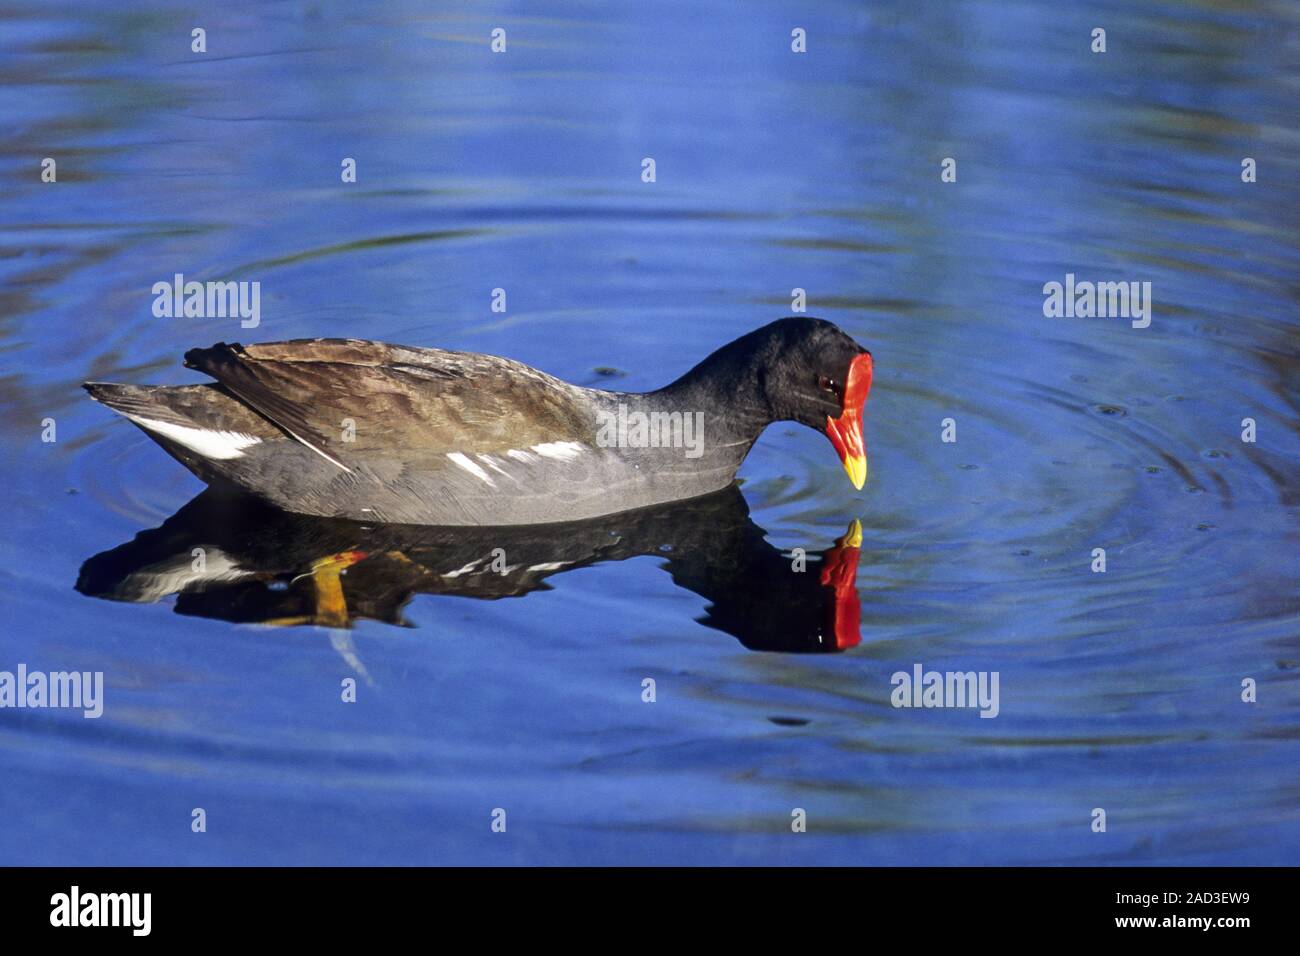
left=83, top=381, right=273, bottom=478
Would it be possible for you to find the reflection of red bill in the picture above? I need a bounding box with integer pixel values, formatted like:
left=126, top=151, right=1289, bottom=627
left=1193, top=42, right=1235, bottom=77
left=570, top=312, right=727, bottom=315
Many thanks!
left=825, top=352, right=873, bottom=490
left=819, top=519, right=862, bottom=650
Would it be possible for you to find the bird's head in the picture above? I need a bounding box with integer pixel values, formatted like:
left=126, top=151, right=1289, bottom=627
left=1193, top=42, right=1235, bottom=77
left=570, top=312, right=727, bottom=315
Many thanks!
left=760, top=317, right=874, bottom=489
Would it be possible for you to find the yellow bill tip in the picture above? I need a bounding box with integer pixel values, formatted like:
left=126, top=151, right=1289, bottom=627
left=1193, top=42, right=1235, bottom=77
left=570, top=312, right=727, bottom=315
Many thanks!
left=843, top=453, right=867, bottom=490
left=842, top=518, right=863, bottom=548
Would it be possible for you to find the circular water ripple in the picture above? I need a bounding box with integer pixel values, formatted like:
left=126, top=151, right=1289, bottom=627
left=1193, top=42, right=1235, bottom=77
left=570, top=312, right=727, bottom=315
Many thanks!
left=73, top=426, right=199, bottom=529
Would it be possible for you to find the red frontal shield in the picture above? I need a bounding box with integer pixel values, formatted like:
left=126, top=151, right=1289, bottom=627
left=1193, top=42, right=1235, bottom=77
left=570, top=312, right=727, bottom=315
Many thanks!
left=825, top=352, right=873, bottom=489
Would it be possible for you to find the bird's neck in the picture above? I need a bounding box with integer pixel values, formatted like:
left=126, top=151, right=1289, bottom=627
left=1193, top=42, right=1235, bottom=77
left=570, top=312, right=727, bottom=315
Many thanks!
left=647, top=340, right=775, bottom=447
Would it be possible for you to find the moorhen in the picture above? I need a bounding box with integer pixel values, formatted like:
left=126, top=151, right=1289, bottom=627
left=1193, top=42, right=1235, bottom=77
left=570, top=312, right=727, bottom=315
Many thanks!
left=84, top=317, right=873, bottom=526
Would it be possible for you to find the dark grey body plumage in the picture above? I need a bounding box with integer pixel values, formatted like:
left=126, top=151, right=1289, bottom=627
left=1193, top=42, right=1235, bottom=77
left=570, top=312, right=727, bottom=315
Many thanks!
left=84, top=318, right=867, bottom=526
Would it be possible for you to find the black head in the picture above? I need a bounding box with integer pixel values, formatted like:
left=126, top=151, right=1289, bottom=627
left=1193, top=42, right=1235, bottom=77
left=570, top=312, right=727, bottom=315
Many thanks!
left=755, top=317, right=871, bottom=426
left=664, top=317, right=874, bottom=489
left=743, top=317, right=874, bottom=489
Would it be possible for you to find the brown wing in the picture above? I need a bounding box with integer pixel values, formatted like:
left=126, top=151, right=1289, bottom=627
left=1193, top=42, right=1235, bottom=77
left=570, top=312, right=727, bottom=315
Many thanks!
left=183, top=338, right=596, bottom=473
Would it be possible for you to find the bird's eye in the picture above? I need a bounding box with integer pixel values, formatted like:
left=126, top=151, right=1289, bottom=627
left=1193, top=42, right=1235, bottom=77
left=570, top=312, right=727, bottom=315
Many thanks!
left=817, top=375, right=839, bottom=394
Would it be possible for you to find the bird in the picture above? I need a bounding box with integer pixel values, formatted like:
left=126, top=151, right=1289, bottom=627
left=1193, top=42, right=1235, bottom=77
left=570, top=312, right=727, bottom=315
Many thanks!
left=83, top=316, right=873, bottom=526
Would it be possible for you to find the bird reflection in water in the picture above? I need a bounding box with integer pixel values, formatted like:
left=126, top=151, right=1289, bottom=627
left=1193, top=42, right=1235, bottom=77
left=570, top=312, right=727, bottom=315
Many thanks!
left=77, top=486, right=863, bottom=654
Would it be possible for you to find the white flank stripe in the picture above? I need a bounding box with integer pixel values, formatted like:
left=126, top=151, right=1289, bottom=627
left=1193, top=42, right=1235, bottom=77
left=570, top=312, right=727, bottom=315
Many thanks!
left=446, top=452, right=496, bottom=486
left=531, top=441, right=584, bottom=462
left=270, top=423, right=352, bottom=473
left=126, top=415, right=261, bottom=460
left=476, top=454, right=512, bottom=478
left=506, top=449, right=537, bottom=463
